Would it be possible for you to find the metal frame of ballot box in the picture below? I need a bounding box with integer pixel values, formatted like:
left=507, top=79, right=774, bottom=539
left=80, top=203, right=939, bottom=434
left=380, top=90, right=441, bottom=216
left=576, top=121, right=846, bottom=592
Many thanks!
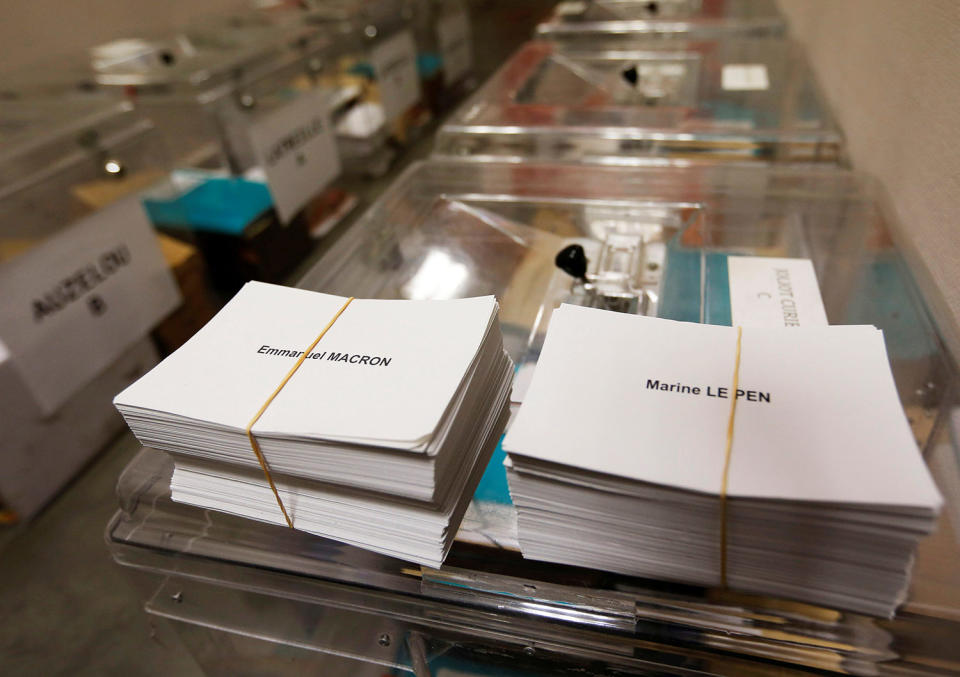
left=107, top=159, right=960, bottom=676
left=536, top=0, right=787, bottom=45
left=434, top=38, right=842, bottom=165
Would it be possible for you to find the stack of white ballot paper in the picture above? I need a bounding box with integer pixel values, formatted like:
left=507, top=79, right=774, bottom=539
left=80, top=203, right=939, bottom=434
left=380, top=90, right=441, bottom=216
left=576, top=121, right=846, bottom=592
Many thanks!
left=114, top=282, right=513, bottom=567
left=503, top=305, right=942, bottom=616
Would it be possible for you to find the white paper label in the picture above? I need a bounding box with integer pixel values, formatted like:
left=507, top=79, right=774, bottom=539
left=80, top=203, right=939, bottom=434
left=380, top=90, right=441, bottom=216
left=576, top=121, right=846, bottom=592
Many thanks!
left=437, top=11, right=472, bottom=86
left=247, top=88, right=342, bottom=224
left=371, top=30, right=421, bottom=122
left=728, top=256, right=827, bottom=328
left=0, top=197, right=180, bottom=414
left=721, top=64, right=770, bottom=91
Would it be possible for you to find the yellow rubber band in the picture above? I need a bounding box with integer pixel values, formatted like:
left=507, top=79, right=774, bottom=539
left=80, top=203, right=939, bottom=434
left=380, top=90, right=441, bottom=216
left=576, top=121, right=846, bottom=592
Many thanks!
left=720, top=325, right=743, bottom=587
left=245, top=296, right=355, bottom=528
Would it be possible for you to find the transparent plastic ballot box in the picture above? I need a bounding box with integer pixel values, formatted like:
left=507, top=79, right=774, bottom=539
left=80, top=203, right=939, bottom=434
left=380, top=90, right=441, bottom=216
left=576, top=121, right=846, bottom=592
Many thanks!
left=87, top=22, right=333, bottom=173
left=107, top=160, right=960, bottom=675
left=434, top=39, right=841, bottom=165
left=404, top=0, right=476, bottom=114
left=0, top=39, right=357, bottom=242
left=537, top=0, right=786, bottom=45
left=0, top=99, right=179, bottom=522
left=0, top=98, right=170, bottom=250
left=261, top=0, right=470, bottom=117
left=82, top=25, right=358, bottom=292
left=241, top=0, right=400, bottom=177
left=0, top=14, right=331, bottom=164
left=299, top=0, right=432, bottom=167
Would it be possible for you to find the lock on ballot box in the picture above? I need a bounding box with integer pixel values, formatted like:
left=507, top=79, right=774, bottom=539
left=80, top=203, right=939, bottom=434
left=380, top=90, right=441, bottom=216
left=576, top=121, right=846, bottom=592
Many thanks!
left=107, top=159, right=960, bottom=675
left=435, top=38, right=842, bottom=165
left=0, top=99, right=182, bottom=523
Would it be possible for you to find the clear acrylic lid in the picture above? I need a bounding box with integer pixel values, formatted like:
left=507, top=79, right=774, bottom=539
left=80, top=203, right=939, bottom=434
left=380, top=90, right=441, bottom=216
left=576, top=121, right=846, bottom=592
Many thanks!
left=0, top=14, right=334, bottom=144
left=538, top=0, right=786, bottom=43
left=84, top=18, right=345, bottom=172
left=435, top=39, right=841, bottom=164
left=108, top=159, right=960, bottom=673
left=0, top=99, right=168, bottom=253
left=0, top=9, right=330, bottom=100
left=298, top=160, right=947, bottom=422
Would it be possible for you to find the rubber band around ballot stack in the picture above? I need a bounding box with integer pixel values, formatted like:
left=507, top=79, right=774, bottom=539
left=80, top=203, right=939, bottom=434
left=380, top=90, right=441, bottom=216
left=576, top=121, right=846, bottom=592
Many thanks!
left=720, top=326, right=743, bottom=588
left=244, top=296, right=355, bottom=528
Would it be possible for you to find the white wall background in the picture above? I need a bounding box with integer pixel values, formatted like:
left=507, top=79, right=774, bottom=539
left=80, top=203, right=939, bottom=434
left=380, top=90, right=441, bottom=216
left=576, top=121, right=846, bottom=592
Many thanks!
left=778, top=0, right=960, bottom=358
left=0, top=0, right=246, bottom=71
